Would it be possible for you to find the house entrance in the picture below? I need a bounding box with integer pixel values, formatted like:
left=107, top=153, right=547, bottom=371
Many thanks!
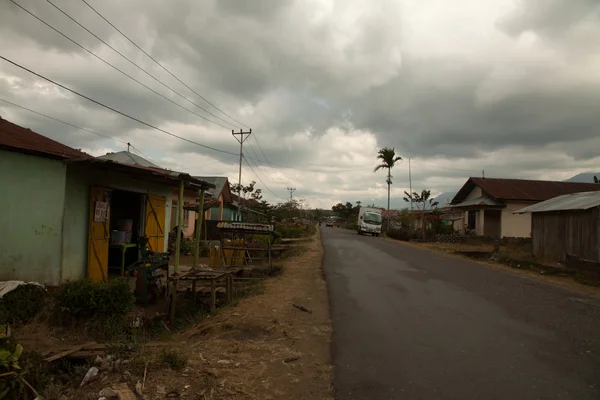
left=107, top=190, right=145, bottom=277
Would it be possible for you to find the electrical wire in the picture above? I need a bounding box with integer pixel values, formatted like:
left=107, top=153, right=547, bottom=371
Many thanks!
left=0, top=56, right=238, bottom=155
left=251, top=133, right=282, bottom=176
left=246, top=142, right=287, bottom=185
left=9, top=0, right=232, bottom=130
left=243, top=155, right=287, bottom=200
left=0, top=98, right=129, bottom=145
left=45, top=0, right=238, bottom=130
left=80, top=0, right=250, bottom=130
left=175, top=154, right=239, bottom=171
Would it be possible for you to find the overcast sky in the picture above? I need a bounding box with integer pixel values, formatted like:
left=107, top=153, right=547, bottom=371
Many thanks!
left=2, top=0, right=600, bottom=209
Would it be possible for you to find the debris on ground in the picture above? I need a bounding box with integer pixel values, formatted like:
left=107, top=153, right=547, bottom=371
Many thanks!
left=113, top=382, right=136, bottom=400
left=292, top=304, right=313, bottom=314
left=80, top=366, right=99, bottom=387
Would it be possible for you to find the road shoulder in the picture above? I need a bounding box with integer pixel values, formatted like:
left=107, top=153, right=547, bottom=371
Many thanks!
left=384, top=236, right=600, bottom=299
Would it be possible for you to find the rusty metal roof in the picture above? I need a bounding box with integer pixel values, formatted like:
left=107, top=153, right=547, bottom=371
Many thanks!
left=514, top=191, right=600, bottom=214
left=216, top=222, right=274, bottom=232
left=0, top=117, right=92, bottom=159
left=452, top=177, right=600, bottom=204
left=380, top=210, right=399, bottom=219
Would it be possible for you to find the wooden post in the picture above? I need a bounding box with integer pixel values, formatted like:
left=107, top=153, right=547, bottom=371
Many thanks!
left=210, top=278, right=216, bottom=313
left=268, top=232, right=272, bottom=269
left=169, top=180, right=185, bottom=322
left=193, top=186, right=206, bottom=268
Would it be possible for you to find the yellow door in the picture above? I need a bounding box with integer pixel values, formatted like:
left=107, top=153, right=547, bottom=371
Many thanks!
left=145, top=195, right=166, bottom=252
left=87, top=187, right=111, bottom=282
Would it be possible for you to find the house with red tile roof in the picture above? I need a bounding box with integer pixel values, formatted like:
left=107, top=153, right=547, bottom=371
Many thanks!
left=451, top=177, right=600, bottom=237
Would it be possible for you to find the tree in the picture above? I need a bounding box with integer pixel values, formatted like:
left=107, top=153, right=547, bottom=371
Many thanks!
left=403, top=189, right=439, bottom=238
left=374, top=147, right=402, bottom=210
left=314, top=208, right=324, bottom=222
left=595, top=176, right=599, bottom=183
left=332, top=202, right=359, bottom=225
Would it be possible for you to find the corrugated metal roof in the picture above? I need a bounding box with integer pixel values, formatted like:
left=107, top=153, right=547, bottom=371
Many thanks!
left=217, top=222, right=274, bottom=232
left=514, top=191, right=600, bottom=214
left=452, top=177, right=600, bottom=204
left=97, top=151, right=161, bottom=168
left=195, top=176, right=228, bottom=197
left=452, top=196, right=504, bottom=208
left=0, top=117, right=92, bottom=159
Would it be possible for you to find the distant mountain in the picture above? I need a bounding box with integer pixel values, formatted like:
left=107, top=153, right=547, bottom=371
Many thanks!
left=565, top=172, right=600, bottom=183
left=433, top=191, right=458, bottom=206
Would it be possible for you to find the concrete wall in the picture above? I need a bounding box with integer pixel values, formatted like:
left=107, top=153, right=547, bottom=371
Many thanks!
left=60, top=167, right=90, bottom=282
left=0, top=150, right=66, bottom=286
left=501, top=201, right=533, bottom=237
left=170, top=190, right=197, bottom=238
left=465, top=186, right=482, bottom=201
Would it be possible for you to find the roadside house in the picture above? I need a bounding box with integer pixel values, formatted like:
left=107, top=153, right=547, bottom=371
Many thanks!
left=98, top=151, right=204, bottom=239
left=195, top=177, right=241, bottom=222
left=451, top=177, right=600, bottom=237
left=0, top=117, right=211, bottom=286
left=515, top=191, right=600, bottom=263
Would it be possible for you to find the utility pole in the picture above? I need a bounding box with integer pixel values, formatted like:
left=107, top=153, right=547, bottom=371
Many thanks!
left=409, top=158, right=413, bottom=211
left=287, top=187, right=296, bottom=202
left=232, top=129, right=252, bottom=221
left=482, top=170, right=485, bottom=178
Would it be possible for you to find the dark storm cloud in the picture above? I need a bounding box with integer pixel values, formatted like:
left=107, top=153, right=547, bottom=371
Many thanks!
left=2, top=0, right=600, bottom=208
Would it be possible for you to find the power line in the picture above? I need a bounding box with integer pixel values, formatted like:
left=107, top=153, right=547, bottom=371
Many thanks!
left=0, top=56, right=238, bottom=155
left=1, top=98, right=161, bottom=163
left=246, top=142, right=287, bottom=185
left=45, top=0, right=238, bottom=130
left=175, top=155, right=239, bottom=171
left=9, top=0, right=232, bottom=130
left=251, top=133, right=281, bottom=176
left=80, top=0, right=250, bottom=130
left=243, top=155, right=287, bottom=200
left=0, top=98, right=129, bottom=145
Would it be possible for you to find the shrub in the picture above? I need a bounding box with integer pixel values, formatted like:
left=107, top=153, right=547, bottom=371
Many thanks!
left=55, top=278, right=135, bottom=320
left=386, top=228, right=419, bottom=242
left=276, top=226, right=304, bottom=238
left=0, top=284, right=46, bottom=326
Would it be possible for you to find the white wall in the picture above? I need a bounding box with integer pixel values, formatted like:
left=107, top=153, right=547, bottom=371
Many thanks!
left=501, top=201, right=533, bottom=237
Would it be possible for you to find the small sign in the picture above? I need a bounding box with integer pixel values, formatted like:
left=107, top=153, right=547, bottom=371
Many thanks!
left=94, top=201, right=108, bottom=222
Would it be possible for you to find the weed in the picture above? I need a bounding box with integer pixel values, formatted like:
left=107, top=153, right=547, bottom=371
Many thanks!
left=0, top=284, right=47, bottom=326
left=54, top=278, right=135, bottom=321
left=158, top=349, right=187, bottom=371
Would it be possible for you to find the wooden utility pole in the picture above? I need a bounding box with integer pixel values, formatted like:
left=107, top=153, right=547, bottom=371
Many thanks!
left=232, top=129, right=252, bottom=220
left=409, top=158, right=413, bottom=211
left=193, top=183, right=209, bottom=267
left=170, top=180, right=185, bottom=322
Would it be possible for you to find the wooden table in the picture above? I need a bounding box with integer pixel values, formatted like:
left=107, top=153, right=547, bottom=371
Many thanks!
left=176, top=269, right=232, bottom=313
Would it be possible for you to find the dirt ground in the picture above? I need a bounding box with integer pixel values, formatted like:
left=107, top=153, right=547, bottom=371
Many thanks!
left=396, top=239, right=600, bottom=298
left=52, top=230, right=332, bottom=400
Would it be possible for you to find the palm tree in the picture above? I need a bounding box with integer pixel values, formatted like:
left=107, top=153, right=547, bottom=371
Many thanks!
left=374, top=147, right=402, bottom=210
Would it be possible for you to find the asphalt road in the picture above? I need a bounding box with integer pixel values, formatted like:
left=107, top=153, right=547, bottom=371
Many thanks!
left=322, top=227, right=600, bottom=400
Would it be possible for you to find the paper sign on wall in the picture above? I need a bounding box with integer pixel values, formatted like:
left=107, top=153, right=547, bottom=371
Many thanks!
left=94, top=201, right=108, bottom=222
